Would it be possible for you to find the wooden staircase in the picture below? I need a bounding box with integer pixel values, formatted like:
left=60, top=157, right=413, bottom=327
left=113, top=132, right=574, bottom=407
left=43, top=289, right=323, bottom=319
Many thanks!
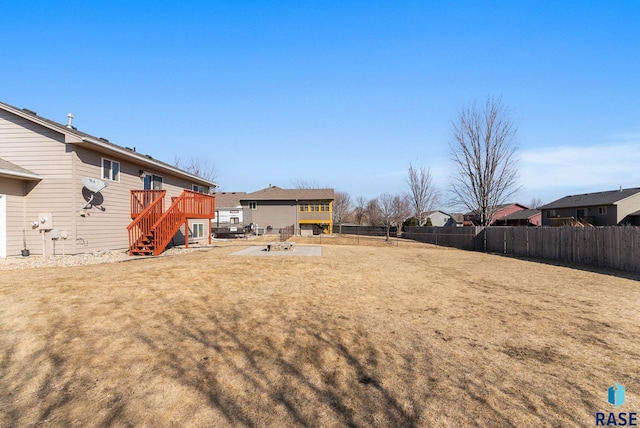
left=127, top=190, right=215, bottom=256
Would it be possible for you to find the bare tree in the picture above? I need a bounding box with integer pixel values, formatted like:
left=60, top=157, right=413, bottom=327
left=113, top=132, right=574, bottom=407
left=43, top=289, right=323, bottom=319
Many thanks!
left=354, top=196, right=368, bottom=225
left=378, top=193, right=395, bottom=241
left=376, top=193, right=411, bottom=241
left=392, top=194, right=411, bottom=238
left=406, top=163, right=439, bottom=226
left=528, top=198, right=544, bottom=209
left=292, top=179, right=322, bottom=189
left=449, top=97, right=520, bottom=226
left=332, top=191, right=352, bottom=234
left=366, top=198, right=381, bottom=227
left=174, top=156, right=217, bottom=183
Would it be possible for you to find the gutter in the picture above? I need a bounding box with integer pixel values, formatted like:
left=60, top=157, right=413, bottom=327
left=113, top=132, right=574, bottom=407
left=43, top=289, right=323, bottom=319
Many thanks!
left=0, top=169, right=43, bottom=181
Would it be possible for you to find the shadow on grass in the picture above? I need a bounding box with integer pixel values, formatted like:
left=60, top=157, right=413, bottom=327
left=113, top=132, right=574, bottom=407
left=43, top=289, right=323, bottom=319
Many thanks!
left=0, top=298, right=609, bottom=426
left=134, top=306, right=428, bottom=427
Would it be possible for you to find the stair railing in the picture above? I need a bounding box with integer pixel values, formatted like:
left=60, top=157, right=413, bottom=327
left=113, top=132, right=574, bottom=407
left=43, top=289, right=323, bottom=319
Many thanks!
left=149, top=192, right=188, bottom=256
left=127, top=190, right=166, bottom=254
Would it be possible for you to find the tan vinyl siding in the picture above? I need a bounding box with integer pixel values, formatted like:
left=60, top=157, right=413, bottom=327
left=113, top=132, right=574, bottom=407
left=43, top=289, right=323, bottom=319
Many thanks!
left=73, top=146, right=133, bottom=252
left=0, top=110, right=71, bottom=179
left=616, top=193, right=640, bottom=224
left=0, top=178, right=27, bottom=256
left=21, top=177, right=74, bottom=254
left=0, top=110, right=74, bottom=255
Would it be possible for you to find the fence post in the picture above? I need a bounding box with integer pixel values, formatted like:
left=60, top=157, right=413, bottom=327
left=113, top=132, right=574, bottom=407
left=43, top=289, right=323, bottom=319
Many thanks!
left=503, top=228, right=507, bottom=254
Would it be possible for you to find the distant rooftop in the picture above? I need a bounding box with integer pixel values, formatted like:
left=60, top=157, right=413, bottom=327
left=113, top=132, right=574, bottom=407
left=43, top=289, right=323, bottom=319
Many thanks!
left=541, top=188, right=640, bottom=210
left=242, top=186, right=334, bottom=201
left=213, top=192, right=246, bottom=208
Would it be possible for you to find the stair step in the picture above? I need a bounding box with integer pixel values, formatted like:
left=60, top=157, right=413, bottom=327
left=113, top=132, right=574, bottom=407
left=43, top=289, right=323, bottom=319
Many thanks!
left=130, top=251, right=153, bottom=256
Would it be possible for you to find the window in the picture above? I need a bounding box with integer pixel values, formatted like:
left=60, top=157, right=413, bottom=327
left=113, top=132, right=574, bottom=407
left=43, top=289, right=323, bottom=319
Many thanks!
left=300, top=201, right=330, bottom=212
left=189, top=223, right=205, bottom=238
left=230, top=217, right=239, bottom=224
left=598, top=206, right=607, bottom=216
left=192, top=184, right=205, bottom=193
left=143, top=174, right=163, bottom=190
left=249, top=201, right=257, bottom=210
left=546, top=210, right=556, bottom=218
left=102, top=158, right=120, bottom=182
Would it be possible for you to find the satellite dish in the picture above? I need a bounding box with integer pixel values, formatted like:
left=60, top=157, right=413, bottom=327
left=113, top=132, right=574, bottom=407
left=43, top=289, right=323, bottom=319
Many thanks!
left=82, top=177, right=108, bottom=209
left=82, top=177, right=108, bottom=193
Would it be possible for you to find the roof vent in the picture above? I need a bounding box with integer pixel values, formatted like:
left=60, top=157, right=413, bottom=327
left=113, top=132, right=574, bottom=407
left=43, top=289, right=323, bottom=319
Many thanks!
left=66, top=113, right=74, bottom=128
left=22, top=108, right=37, bottom=115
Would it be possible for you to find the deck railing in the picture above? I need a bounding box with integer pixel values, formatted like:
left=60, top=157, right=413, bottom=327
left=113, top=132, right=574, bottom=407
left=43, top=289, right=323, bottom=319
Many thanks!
left=130, top=190, right=166, bottom=218
left=178, top=190, right=216, bottom=218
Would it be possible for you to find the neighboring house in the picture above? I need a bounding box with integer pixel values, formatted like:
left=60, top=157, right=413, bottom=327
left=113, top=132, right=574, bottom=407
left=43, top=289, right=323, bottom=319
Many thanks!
left=447, top=213, right=464, bottom=227
left=425, top=210, right=454, bottom=227
left=464, top=203, right=528, bottom=226
left=540, top=188, right=640, bottom=226
left=241, top=186, right=334, bottom=235
left=211, top=192, right=246, bottom=236
left=0, top=101, right=216, bottom=257
left=493, top=209, right=542, bottom=226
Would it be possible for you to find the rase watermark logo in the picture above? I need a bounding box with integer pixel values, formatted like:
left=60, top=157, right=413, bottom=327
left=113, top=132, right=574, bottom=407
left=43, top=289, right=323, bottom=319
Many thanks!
left=610, top=384, right=626, bottom=408
left=595, top=384, right=637, bottom=426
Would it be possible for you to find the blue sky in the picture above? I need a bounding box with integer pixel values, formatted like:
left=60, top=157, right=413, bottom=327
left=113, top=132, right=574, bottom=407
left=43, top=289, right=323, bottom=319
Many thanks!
left=2, top=1, right=639, bottom=209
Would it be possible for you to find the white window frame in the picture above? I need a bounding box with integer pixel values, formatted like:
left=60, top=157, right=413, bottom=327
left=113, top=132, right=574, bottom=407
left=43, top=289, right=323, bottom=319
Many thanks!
left=102, top=158, right=120, bottom=182
left=249, top=201, right=257, bottom=210
left=189, top=223, right=205, bottom=238
left=143, top=174, right=163, bottom=190
left=598, top=206, right=607, bottom=216
left=192, top=184, right=205, bottom=193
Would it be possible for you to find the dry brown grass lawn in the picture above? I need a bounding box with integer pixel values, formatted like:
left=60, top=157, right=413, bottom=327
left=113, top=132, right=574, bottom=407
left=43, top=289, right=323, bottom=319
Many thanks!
left=0, top=236, right=639, bottom=427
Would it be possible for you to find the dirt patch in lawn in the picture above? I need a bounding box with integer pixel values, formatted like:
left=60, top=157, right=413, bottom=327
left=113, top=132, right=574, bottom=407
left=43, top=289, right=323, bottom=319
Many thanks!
left=0, top=237, right=639, bottom=427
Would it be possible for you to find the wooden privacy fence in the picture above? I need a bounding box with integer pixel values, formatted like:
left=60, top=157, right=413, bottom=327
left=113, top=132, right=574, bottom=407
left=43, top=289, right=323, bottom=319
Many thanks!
left=404, top=226, right=483, bottom=250
left=404, top=226, right=640, bottom=273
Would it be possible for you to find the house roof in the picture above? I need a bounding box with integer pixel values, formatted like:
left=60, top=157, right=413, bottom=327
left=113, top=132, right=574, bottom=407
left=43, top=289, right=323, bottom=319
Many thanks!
left=242, top=186, right=334, bottom=201
left=501, top=209, right=541, bottom=221
left=0, top=157, right=42, bottom=181
left=449, top=213, right=464, bottom=223
left=464, top=203, right=528, bottom=217
left=541, top=188, right=640, bottom=210
left=213, top=192, right=246, bottom=208
left=425, top=210, right=451, bottom=217
left=0, top=101, right=216, bottom=187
